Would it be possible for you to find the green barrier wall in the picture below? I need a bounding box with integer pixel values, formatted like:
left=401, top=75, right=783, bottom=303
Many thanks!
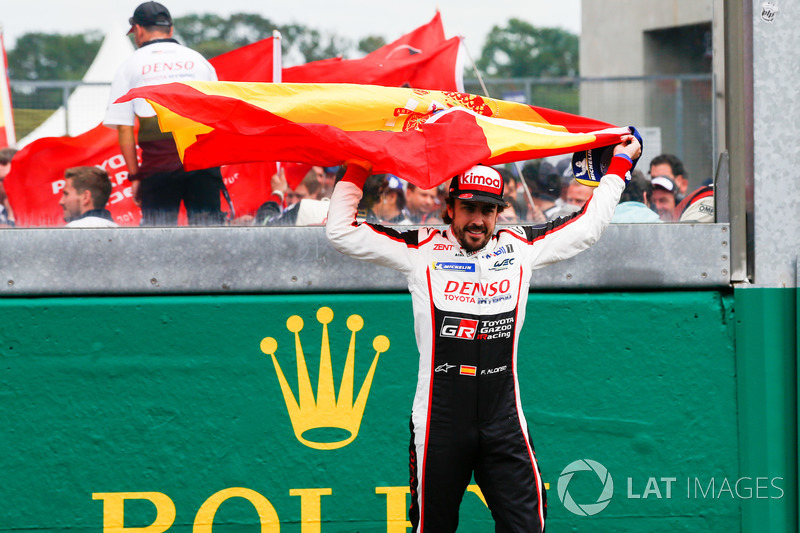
left=0, top=290, right=772, bottom=532
left=735, top=288, right=799, bottom=533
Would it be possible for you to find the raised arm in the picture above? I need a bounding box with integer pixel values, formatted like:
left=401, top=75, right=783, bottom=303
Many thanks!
left=325, top=161, right=415, bottom=274
left=520, top=135, right=641, bottom=269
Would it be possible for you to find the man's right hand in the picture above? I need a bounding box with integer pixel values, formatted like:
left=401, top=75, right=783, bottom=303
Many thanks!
left=131, top=179, right=141, bottom=206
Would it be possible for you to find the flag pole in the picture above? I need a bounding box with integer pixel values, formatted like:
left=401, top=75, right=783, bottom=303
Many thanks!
left=272, top=30, right=282, bottom=179
left=0, top=25, right=17, bottom=148
left=461, top=39, right=539, bottom=222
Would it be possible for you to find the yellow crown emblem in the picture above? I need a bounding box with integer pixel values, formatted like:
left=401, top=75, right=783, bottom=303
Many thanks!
left=260, top=306, right=390, bottom=450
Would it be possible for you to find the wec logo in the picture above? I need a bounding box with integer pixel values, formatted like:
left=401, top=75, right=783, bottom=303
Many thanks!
left=440, top=317, right=478, bottom=339
left=491, top=258, right=515, bottom=271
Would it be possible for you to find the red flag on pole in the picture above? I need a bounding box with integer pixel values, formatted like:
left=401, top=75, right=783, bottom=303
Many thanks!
left=4, top=124, right=141, bottom=226
left=206, top=13, right=463, bottom=216
left=211, top=37, right=276, bottom=82
left=284, top=12, right=463, bottom=91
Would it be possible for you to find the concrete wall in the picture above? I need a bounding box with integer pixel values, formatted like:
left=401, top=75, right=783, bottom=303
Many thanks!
left=581, top=1, right=714, bottom=77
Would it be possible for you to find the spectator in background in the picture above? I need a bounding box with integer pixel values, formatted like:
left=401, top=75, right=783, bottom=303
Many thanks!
left=104, top=1, right=224, bottom=226
left=287, top=168, right=323, bottom=207
left=611, top=169, right=662, bottom=223
left=0, top=147, right=17, bottom=226
left=319, top=166, right=339, bottom=199
left=556, top=157, right=573, bottom=203
left=650, top=154, right=688, bottom=202
left=650, top=175, right=678, bottom=221
left=496, top=166, right=528, bottom=220
left=59, top=167, right=118, bottom=228
left=405, top=183, right=439, bottom=224
left=522, top=160, right=578, bottom=221
left=497, top=197, right=522, bottom=224
left=256, top=167, right=324, bottom=224
left=372, top=175, right=410, bottom=224
left=675, top=184, right=714, bottom=223
left=565, top=181, right=593, bottom=208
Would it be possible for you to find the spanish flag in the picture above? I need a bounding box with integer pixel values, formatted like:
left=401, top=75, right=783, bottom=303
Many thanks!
left=119, top=82, right=630, bottom=189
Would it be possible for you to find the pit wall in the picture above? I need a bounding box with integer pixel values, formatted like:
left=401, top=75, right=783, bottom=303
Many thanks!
left=6, top=289, right=795, bottom=532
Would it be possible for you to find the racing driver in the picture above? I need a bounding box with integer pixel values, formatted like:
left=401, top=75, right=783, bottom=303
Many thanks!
left=326, top=134, right=641, bottom=533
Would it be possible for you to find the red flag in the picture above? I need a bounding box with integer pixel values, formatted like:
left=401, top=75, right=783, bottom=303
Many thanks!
left=211, top=37, right=283, bottom=216
left=0, top=29, right=16, bottom=148
left=208, top=13, right=460, bottom=216
left=365, top=11, right=446, bottom=62
left=211, top=37, right=275, bottom=82
left=284, top=12, right=463, bottom=91
left=285, top=37, right=462, bottom=91
left=4, top=124, right=141, bottom=226
left=122, top=82, right=628, bottom=190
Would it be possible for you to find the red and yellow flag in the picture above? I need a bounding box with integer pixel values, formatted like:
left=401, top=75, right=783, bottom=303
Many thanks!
left=119, top=82, right=630, bottom=189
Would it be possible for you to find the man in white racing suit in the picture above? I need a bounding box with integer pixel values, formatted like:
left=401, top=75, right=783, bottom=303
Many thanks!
left=325, top=134, right=641, bottom=533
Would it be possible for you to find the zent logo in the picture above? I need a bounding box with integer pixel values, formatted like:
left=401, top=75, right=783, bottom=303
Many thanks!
left=440, top=317, right=478, bottom=339
left=260, top=307, right=390, bottom=450
left=433, top=244, right=454, bottom=251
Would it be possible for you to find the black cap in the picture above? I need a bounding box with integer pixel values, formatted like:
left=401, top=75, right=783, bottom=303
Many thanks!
left=449, top=165, right=506, bottom=206
left=128, top=2, right=172, bottom=34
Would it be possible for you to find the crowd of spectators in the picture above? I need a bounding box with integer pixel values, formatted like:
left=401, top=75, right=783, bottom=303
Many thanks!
left=0, top=147, right=715, bottom=228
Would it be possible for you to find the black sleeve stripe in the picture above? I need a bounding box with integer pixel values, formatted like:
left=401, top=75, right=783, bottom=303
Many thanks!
left=363, top=222, right=421, bottom=247
left=500, top=199, right=591, bottom=244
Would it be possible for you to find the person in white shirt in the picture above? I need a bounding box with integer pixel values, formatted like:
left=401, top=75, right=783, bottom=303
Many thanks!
left=59, top=167, right=119, bottom=228
left=104, top=1, right=225, bottom=226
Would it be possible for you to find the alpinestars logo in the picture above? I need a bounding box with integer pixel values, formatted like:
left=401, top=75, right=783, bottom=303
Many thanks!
left=440, top=317, right=478, bottom=339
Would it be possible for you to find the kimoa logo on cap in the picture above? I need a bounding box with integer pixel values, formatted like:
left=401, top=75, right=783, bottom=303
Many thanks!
left=460, top=168, right=502, bottom=193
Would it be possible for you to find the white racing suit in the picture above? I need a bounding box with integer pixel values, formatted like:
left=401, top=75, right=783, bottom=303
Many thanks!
left=326, top=163, right=627, bottom=533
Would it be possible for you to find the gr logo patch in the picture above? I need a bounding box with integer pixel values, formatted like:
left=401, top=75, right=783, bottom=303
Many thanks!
left=440, top=316, right=478, bottom=339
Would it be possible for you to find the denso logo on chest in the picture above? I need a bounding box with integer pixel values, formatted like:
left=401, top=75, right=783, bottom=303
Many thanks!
left=142, top=61, right=195, bottom=75
left=442, top=280, right=512, bottom=304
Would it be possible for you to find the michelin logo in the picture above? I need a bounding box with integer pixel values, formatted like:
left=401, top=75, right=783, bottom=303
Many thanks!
left=433, top=262, right=476, bottom=272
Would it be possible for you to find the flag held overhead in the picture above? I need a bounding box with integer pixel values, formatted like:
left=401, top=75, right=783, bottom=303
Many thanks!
left=119, top=81, right=633, bottom=190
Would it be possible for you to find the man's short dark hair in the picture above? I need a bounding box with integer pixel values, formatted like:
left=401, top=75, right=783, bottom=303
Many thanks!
left=65, top=166, right=113, bottom=209
left=650, top=154, right=687, bottom=179
left=0, top=147, right=17, bottom=165
left=521, top=160, right=560, bottom=201
left=619, top=170, right=651, bottom=204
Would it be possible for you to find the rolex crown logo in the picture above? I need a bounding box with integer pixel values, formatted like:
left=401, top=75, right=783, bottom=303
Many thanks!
left=260, top=306, right=390, bottom=450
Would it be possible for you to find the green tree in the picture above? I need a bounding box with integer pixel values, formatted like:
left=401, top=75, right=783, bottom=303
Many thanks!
left=477, top=19, right=578, bottom=78
left=7, top=32, right=103, bottom=81
left=358, top=35, right=387, bottom=55
left=173, top=13, right=353, bottom=63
